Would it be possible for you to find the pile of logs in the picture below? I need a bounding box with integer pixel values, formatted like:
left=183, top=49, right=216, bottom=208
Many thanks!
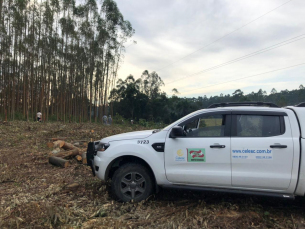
left=48, top=139, right=87, bottom=168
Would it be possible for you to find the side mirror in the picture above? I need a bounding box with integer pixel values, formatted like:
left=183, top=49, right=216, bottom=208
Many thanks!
left=170, top=126, right=184, bottom=138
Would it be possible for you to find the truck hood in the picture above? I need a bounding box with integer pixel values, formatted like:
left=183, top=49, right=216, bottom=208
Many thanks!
left=101, top=130, right=154, bottom=143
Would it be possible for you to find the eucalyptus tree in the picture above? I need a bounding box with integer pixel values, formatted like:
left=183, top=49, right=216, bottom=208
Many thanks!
left=140, top=70, right=164, bottom=100
left=0, top=0, right=134, bottom=121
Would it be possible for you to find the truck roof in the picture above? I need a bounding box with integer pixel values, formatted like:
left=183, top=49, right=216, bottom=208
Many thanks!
left=213, top=106, right=287, bottom=112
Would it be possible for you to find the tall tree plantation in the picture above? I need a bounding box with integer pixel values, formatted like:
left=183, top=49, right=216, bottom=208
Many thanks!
left=0, top=0, right=134, bottom=122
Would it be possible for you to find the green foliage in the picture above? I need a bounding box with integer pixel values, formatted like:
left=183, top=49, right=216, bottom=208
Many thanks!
left=113, top=113, right=126, bottom=124
left=139, top=119, right=148, bottom=127
left=111, top=75, right=305, bottom=125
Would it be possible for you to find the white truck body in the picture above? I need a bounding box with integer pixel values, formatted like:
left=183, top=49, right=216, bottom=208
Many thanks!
left=89, top=104, right=305, bottom=200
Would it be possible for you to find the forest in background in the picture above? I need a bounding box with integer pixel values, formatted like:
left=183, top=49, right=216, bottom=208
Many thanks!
left=0, top=0, right=134, bottom=122
left=110, top=72, right=305, bottom=125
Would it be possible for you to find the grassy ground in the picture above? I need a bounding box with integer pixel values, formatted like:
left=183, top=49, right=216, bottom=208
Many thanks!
left=1, top=121, right=305, bottom=228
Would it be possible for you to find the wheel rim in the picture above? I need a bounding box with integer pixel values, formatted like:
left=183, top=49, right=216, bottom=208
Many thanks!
left=120, top=172, right=146, bottom=199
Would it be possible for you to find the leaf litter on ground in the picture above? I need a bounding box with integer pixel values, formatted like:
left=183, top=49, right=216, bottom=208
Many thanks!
left=0, top=121, right=305, bottom=228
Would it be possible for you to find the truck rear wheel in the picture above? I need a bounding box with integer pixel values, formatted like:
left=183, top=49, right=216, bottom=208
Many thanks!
left=111, top=163, right=153, bottom=202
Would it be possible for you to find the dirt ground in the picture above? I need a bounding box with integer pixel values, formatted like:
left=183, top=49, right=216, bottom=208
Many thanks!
left=1, top=121, right=305, bottom=229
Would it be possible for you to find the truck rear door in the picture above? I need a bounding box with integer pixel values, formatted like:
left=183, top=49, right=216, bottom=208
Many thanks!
left=231, top=111, right=293, bottom=190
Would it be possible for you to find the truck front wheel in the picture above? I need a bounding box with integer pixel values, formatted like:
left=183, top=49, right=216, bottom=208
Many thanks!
left=111, top=163, right=153, bottom=202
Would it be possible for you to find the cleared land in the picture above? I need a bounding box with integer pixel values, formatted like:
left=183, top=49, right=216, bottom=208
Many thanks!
left=0, top=121, right=305, bottom=228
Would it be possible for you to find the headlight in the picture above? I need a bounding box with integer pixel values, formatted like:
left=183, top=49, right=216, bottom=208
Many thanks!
left=96, top=143, right=110, bottom=152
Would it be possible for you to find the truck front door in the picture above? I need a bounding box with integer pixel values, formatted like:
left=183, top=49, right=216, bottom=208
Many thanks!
left=164, top=111, right=232, bottom=186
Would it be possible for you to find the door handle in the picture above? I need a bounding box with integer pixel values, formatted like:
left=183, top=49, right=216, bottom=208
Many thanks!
left=210, top=145, right=225, bottom=148
left=270, top=145, right=287, bottom=148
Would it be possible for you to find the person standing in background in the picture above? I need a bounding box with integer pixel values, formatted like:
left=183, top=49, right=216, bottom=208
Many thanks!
left=37, top=111, right=42, bottom=122
left=103, top=115, right=108, bottom=125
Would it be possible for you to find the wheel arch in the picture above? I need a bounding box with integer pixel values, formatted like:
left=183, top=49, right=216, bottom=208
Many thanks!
left=105, top=155, right=158, bottom=191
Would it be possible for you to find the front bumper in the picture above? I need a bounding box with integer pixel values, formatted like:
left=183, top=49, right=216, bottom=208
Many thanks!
left=86, top=141, right=108, bottom=180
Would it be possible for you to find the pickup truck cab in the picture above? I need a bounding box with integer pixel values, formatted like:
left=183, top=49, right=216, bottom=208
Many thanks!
left=87, top=102, right=305, bottom=202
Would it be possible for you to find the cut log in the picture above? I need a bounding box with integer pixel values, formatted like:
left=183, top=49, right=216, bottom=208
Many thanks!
left=75, top=155, right=82, bottom=161
left=53, top=140, right=79, bottom=151
left=53, top=140, right=65, bottom=148
left=82, top=152, right=87, bottom=164
left=49, top=157, right=70, bottom=168
left=62, top=142, right=75, bottom=151
left=56, top=148, right=80, bottom=158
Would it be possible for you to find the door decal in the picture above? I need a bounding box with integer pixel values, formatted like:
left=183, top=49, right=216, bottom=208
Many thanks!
left=187, top=148, right=206, bottom=162
left=232, top=148, right=273, bottom=159
left=175, top=149, right=186, bottom=162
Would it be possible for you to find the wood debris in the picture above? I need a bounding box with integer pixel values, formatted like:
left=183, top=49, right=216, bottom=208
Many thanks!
left=48, top=140, right=87, bottom=168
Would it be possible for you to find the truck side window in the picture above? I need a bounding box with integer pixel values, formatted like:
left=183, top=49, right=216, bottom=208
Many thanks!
left=181, top=114, right=227, bottom=137
left=236, top=115, right=282, bottom=137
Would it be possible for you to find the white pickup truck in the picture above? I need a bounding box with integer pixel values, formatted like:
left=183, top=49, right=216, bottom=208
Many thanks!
left=87, top=102, right=305, bottom=202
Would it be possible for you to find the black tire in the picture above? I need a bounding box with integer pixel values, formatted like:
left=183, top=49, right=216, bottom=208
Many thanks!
left=111, top=163, right=154, bottom=202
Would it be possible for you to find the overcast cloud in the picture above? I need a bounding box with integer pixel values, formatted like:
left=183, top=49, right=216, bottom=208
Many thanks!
left=115, top=0, right=305, bottom=97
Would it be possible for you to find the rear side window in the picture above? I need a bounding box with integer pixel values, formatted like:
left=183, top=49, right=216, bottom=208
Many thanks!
left=235, top=115, right=284, bottom=137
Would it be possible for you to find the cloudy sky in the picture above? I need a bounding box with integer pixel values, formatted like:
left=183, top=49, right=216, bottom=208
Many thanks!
left=114, top=0, right=305, bottom=98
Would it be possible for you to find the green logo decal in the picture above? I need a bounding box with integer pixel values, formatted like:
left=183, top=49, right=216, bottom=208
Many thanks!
left=187, top=148, right=206, bottom=162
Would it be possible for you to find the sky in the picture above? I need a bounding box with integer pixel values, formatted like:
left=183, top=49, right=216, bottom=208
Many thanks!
left=114, top=0, right=305, bottom=98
